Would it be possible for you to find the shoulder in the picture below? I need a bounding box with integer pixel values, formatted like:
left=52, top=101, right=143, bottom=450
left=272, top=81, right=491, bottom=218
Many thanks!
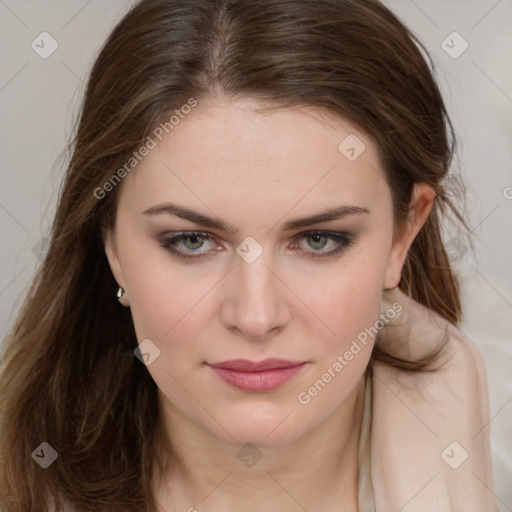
left=374, top=286, right=492, bottom=436
left=369, top=288, right=498, bottom=511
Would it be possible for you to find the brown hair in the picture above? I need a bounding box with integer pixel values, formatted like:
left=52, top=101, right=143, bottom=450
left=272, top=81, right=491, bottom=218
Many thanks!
left=0, top=0, right=471, bottom=510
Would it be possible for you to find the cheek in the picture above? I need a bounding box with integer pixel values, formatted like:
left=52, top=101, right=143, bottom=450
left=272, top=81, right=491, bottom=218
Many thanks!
left=128, top=274, right=215, bottom=355
left=116, top=232, right=210, bottom=350
left=308, top=251, right=388, bottom=352
left=294, top=271, right=383, bottom=418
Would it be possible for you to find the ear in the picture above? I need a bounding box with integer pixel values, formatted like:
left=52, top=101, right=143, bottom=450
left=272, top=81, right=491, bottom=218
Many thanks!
left=383, top=182, right=436, bottom=290
left=104, top=228, right=130, bottom=307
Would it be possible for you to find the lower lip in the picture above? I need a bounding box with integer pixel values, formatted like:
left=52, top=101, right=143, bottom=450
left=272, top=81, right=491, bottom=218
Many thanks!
left=209, top=364, right=307, bottom=392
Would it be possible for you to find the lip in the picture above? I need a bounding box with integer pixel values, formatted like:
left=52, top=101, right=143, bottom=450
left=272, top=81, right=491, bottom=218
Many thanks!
left=208, top=358, right=308, bottom=392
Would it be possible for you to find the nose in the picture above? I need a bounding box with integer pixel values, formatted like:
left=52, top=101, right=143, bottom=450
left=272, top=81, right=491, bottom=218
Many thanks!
left=221, top=248, right=291, bottom=342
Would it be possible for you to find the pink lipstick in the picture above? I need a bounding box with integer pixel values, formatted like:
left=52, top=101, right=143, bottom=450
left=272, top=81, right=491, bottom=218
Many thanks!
left=208, top=358, right=307, bottom=392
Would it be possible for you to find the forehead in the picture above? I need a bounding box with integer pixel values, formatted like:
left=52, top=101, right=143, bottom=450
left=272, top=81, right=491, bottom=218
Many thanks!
left=118, top=98, right=390, bottom=221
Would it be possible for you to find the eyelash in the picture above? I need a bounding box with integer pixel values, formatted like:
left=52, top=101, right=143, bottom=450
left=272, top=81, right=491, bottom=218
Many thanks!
left=158, top=230, right=354, bottom=261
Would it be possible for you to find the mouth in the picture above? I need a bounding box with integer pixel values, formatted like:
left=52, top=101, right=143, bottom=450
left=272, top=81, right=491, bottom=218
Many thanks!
left=207, top=358, right=308, bottom=392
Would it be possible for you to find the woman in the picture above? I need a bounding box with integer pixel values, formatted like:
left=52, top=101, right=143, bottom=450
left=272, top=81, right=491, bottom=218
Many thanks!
left=0, top=0, right=498, bottom=510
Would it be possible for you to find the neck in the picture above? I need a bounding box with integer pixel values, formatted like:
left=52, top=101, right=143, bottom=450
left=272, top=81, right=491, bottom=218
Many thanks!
left=152, top=376, right=367, bottom=512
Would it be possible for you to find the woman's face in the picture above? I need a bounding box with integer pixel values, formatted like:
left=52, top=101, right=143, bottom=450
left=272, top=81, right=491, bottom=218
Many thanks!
left=105, top=97, right=429, bottom=447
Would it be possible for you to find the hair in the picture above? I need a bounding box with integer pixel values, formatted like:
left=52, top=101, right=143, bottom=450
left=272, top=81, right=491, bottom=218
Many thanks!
left=0, top=0, right=472, bottom=510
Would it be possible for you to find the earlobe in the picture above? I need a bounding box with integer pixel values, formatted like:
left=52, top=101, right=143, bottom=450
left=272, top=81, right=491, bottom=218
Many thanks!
left=383, top=182, right=436, bottom=290
left=104, top=230, right=130, bottom=306
left=116, top=286, right=130, bottom=307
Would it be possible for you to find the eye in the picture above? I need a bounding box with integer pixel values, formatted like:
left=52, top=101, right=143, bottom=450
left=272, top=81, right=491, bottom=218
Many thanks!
left=291, top=231, right=354, bottom=259
left=158, top=231, right=218, bottom=260
left=158, top=230, right=355, bottom=261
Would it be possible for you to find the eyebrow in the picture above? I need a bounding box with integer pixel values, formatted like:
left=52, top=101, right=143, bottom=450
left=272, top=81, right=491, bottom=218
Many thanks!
left=142, top=202, right=370, bottom=233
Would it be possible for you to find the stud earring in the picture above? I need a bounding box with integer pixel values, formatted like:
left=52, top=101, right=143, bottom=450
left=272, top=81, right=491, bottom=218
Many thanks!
left=116, top=286, right=130, bottom=307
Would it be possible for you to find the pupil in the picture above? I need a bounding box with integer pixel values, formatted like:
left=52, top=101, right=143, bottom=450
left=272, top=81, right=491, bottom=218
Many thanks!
left=310, top=234, right=326, bottom=249
left=187, top=235, right=203, bottom=249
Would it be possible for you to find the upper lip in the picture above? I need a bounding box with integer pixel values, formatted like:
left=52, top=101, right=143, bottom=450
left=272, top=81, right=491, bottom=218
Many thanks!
left=208, top=358, right=307, bottom=372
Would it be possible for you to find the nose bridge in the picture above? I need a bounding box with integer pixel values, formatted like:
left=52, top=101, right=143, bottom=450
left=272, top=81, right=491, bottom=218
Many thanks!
left=223, top=240, right=289, bottom=339
left=238, top=251, right=274, bottom=299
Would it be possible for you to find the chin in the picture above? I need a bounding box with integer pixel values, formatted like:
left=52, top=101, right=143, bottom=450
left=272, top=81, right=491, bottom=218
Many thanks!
left=206, top=404, right=311, bottom=448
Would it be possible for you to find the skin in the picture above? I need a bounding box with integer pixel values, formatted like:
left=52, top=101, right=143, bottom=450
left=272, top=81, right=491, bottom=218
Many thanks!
left=104, top=96, right=435, bottom=511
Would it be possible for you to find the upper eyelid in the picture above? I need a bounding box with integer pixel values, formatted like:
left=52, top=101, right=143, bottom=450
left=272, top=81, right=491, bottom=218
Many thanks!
left=162, top=229, right=350, bottom=241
